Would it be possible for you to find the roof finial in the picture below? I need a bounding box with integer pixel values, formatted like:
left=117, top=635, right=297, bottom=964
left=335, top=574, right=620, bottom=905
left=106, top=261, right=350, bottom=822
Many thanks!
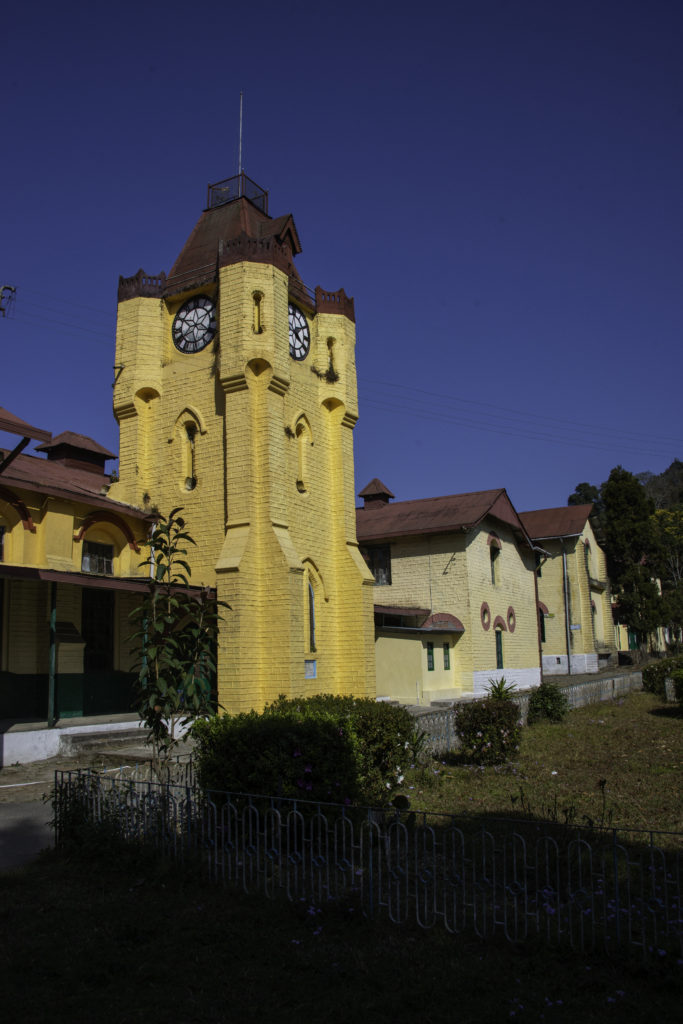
left=238, top=90, right=244, bottom=177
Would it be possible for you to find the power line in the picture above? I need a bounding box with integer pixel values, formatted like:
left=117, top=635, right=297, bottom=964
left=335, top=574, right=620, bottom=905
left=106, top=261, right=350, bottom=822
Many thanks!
left=359, top=392, right=679, bottom=460
left=359, top=376, right=683, bottom=449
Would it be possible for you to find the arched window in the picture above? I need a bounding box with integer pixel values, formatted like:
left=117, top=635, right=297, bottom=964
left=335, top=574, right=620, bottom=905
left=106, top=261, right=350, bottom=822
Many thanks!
left=294, top=416, right=312, bottom=494
left=308, top=582, right=316, bottom=652
left=490, top=545, right=500, bottom=585
left=252, top=291, right=263, bottom=334
left=173, top=409, right=204, bottom=493
left=495, top=629, right=504, bottom=670
left=488, top=532, right=502, bottom=585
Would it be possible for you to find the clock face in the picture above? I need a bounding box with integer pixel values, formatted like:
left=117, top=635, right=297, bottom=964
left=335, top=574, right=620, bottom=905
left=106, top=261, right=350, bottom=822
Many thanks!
left=172, top=296, right=217, bottom=353
left=288, top=303, right=310, bottom=361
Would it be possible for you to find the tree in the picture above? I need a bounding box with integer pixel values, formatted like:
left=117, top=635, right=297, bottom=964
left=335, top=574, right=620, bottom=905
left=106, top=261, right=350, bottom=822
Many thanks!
left=130, top=508, right=226, bottom=778
left=567, top=481, right=605, bottom=542
left=612, top=565, right=662, bottom=649
left=601, top=466, right=656, bottom=582
left=637, top=460, right=683, bottom=510
left=567, top=481, right=601, bottom=509
left=651, top=505, right=683, bottom=589
left=651, top=505, right=683, bottom=650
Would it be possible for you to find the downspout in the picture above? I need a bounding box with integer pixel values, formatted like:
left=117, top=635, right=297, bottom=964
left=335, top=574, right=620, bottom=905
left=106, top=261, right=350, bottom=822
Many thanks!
left=532, top=546, right=544, bottom=678
left=47, top=581, right=57, bottom=727
left=561, top=538, right=572, bottom=675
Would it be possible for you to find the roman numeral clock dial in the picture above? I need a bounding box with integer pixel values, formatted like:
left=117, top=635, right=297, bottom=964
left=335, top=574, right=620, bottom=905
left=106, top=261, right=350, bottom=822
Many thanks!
left=172, top=296, right=217, bottom=353
left=288, top=303, right=310, bottom=360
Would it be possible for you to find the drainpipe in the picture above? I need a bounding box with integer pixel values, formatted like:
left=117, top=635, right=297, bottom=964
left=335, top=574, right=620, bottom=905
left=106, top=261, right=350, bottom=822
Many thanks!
left=47, top=581, right=57, bottom=727
left=532, top=546, right=544, bottom=679
left=561, top=539, right=572, bottom=675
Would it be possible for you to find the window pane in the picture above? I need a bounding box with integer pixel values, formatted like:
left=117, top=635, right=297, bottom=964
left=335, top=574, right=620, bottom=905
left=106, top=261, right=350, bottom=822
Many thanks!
left=427, top=642, right=434, bottom=671
left=82, top=541, right=114, bottom=575
left=443, top=642, right=450, bottom=669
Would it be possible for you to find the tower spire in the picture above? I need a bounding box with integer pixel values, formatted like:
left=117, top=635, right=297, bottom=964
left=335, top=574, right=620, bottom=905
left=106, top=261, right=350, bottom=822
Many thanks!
left=238, top=91, right=244, bottom=176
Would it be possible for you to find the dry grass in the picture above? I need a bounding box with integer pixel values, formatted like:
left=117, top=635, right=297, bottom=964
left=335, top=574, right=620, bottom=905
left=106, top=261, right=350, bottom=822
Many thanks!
left=403, top=692, right=683, bottom=834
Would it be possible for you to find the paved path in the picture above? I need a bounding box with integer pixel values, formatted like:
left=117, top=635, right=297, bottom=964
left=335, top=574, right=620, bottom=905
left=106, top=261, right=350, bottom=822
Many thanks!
left=0, top=800, right=54, bottom=871
left=0, top=747, right=154, bottom=871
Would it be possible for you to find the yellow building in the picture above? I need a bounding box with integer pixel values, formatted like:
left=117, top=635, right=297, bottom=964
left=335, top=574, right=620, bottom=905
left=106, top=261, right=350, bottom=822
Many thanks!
left=356, top=480, right=541, bottom=703
left=108, top=173, right=375, bottom=713
left=0, top=408, right=153, bottom=722
left=519, top=505, right=617, bottom=674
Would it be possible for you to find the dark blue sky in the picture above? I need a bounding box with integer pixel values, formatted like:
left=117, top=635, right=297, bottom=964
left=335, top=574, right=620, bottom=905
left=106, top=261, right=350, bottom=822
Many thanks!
left=2, top=0, right=681, bottom=512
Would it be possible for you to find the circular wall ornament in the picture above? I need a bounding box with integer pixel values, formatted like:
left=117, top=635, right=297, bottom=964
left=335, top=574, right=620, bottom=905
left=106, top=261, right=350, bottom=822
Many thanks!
left=481, top=602, right=491, bottom=630
left=288, top=303, right=310, bottom=360
left=172, top=295, right=217, bottom=353
left=507, top=606, right=516, bottom=633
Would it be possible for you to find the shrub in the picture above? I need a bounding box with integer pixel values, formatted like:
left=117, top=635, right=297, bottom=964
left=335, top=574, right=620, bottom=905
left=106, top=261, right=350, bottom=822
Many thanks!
left=642, top=656, right=683, bottom=698
left=485, top=676, right=517, bottom=700
left=527, top=681, right=570, bottom=724
left=192, top=694, right=417, bottom=806
left=455, top=698, right=521, bottom=765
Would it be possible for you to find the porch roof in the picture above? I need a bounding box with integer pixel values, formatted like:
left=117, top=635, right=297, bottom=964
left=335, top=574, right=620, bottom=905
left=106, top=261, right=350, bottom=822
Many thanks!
left=0, top=564, right=216, bottom=598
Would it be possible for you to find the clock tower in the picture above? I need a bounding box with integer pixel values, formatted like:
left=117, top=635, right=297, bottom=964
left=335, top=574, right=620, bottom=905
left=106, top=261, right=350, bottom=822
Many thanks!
left=109, top=173, right=376, bottom=712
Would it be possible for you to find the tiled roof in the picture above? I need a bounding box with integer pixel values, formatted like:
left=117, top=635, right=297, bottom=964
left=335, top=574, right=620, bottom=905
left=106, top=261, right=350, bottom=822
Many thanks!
left=357, top=488, right=530, bottom=544
left=519, top=505, right=592, bottom=540
left=36, top=432, right=116, bottom=458
left=358, top=478, right=394, bottom=499
left=166, top=197, right=301, bottom=290
left=0, top=450, right=147, bottom=519
left=0, top=407, right=51, bottom=443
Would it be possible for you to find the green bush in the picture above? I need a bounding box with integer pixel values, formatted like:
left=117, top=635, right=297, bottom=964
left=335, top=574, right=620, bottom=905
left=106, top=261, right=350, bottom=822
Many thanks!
left=192, top=694, right=416, bottom=806
left=527, top=681, right=570, bottom=724
left=455, top=698, right=521, bottom=765
left=670, top=668, right=683, bottom=705
left=642, top=656, right=683, bottom=698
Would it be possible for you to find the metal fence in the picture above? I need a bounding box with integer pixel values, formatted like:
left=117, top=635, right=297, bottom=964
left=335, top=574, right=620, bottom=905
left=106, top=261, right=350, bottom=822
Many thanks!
left=53, top=770, right=681, bottom=960
left=412, top=673, right=644, bottom=756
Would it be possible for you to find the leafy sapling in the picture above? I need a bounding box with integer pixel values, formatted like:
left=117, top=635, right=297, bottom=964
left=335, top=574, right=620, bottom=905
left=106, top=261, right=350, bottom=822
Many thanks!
left=130, top=507, right=227, bottom=779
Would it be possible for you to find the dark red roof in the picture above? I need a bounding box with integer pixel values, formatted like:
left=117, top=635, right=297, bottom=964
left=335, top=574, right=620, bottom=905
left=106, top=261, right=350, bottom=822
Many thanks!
left=0, top=450, right=147, bottom=519
left=519, top=505, right=592, bottom=541
left=357, top=488, right=530, bottom=545
left=374, top=604, right=430, bottom=618
left=166, top=197, right=301, bottom=293
left=358, top=478, right=395, bottom=499
left=36, top=432, right=116, bottom=459
left=0, top=408, right=51, bottom=443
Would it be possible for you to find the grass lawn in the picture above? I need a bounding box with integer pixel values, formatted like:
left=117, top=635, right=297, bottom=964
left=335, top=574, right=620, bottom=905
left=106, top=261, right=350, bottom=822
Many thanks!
left=403, top=691, right=683, bottom=836
left=0, top=690, right=681, bottom=1022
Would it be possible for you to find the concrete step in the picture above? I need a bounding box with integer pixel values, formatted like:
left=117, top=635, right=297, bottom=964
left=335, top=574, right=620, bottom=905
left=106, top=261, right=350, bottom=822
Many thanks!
left=59, top=729, right=146, bottom=756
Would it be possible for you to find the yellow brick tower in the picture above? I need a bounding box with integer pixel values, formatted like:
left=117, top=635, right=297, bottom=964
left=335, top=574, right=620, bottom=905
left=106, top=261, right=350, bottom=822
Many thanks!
left=109, top=173, right=375, bottom=712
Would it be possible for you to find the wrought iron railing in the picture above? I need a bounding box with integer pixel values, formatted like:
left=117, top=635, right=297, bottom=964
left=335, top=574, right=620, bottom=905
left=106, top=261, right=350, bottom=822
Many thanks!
left=410, top=672, right=645, bottom=755
left=53, top=770, right=681, bottom=960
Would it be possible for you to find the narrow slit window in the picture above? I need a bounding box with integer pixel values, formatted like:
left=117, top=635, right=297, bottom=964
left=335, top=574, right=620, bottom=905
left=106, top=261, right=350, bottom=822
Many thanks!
left=490, top=545, right=500, bottom=585
left=308, top=582, right=316, bottom=652
left=495, top=629, right=503, bottom=670
left=443, top=642, right=450, bottom=670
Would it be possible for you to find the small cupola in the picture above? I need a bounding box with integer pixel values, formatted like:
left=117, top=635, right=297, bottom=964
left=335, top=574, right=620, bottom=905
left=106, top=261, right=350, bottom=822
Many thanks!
left=35, top=432, right=116, bottom=475
left=358, top=478, right=395, bottom=510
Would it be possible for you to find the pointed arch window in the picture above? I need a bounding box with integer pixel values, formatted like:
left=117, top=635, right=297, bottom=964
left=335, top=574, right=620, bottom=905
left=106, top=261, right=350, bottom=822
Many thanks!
left=295, top=416, right=312, bottom=494
left=495, top=629, right=504, bottom=669
left=174, top=409, right=204, bottom=493
left=308, top=582, right=316, bottom=652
